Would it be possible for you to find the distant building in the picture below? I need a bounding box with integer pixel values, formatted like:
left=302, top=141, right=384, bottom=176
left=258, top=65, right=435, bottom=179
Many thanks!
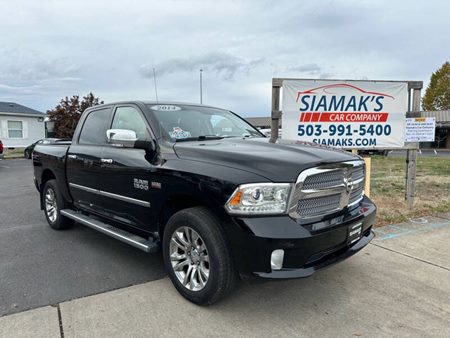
left=421, top=110, right=450, bottom=149
left=0, top=102, right=46, bottom=148
left=245, top=117, right=280, bottom=130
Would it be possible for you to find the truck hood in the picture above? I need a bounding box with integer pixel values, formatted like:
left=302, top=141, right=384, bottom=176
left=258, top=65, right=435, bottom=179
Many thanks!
left=173, top=138, right=359, bottom=182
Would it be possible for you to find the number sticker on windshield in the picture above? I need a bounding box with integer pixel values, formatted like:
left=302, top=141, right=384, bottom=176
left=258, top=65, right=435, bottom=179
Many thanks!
left=150, top=105, right=181, bottom=111
left=169, top=127, right=191, bottom=139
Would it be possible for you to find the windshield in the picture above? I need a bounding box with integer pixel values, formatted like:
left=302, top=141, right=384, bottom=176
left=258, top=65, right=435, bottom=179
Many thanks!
left=148, top=104, right=264, bottom=141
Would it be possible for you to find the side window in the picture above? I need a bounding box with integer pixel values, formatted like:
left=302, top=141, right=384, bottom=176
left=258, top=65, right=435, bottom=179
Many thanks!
left=111, top=106, right=150, bottom=140
left=78, top=108, right=112, bottom=145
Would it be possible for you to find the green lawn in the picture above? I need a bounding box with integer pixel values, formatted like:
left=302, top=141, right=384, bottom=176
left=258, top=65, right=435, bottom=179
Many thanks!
left=370, top=155, right=450, bottom=225
left=4, top=147, right=25, bottom=159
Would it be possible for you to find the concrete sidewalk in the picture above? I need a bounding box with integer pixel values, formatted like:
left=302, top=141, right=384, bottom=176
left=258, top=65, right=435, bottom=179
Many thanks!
left=2, top=215, right=450, bottom=338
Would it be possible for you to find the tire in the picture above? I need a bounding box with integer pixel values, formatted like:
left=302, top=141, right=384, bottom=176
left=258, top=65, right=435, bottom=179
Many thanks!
left=42, top=179, right=73, bottom=230
left=162, top=207, right=238, bottom=305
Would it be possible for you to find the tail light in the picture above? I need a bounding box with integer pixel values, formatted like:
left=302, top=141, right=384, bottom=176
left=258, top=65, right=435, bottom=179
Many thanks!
left=0, top=141, right=3, bottom=153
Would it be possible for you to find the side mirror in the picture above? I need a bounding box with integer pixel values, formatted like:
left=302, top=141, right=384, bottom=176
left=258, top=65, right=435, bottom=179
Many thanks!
left=106, top=129, right=137, bottom=148
left=106, top=129, right=156, bottom=152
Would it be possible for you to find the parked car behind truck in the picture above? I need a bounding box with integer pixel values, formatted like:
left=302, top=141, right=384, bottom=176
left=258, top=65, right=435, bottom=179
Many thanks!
left=24, top=138, right=61, bottom=159
left=33, top=101, right=376, bottom=304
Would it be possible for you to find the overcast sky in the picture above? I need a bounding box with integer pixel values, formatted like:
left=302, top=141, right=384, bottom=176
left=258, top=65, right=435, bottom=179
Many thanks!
left=0, top=0, right=448, bottom=116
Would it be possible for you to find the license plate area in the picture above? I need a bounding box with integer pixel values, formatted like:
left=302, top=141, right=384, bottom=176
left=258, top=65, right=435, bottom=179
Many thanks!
left=347, top=222, right=363, bottom=245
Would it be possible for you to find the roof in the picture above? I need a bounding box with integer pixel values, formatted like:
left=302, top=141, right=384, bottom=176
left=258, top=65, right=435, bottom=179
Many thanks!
left=421, top=110, right=450, bottom=122
left=96, top=100, right=223, bottom=111
left=0, top=102, right=44, bottom=116
left=142, top=100, right=221, bottom=110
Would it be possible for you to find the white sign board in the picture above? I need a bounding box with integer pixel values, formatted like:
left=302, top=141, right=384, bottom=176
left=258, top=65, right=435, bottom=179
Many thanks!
left=405, top=117, right=435, bottom=142
left=281, top=80, right=408, bottom=148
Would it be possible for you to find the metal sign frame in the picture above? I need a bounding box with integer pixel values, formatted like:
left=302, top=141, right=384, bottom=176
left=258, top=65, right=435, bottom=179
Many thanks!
left=270, top=78, right=423, bottom=208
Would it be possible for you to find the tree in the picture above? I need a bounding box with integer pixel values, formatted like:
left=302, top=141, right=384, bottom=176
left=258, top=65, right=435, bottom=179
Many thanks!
left=422, top=61, right=450, bottom=111
left=47, top=93, right=103, bottom=138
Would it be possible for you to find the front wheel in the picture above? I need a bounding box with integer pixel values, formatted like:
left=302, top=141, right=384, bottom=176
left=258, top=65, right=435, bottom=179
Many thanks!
left=43, top=180, right=73, bottom=230
left=162, top=207, right=238, bottom=305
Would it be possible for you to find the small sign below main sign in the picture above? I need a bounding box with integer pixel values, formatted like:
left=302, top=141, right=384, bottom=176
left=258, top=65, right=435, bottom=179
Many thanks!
left=405, top=117, right=435, bottom=142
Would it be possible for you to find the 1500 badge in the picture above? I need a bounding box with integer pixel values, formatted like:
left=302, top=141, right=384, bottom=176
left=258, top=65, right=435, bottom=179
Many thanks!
left=133, top=178, right=149, bottom=191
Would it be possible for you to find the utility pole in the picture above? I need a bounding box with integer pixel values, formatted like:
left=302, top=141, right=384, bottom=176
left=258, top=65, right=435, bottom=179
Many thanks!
left=152, top=68, right=158, bottom=103
left=200, top=69, right=203, bottom=104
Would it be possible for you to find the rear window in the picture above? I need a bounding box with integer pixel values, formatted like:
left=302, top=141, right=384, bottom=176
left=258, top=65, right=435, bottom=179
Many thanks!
left=78, top=108, right=112, bottom=145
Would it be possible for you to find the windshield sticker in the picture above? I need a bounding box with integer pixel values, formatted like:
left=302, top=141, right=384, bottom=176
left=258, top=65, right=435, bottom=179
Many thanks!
left=150, top=105, right=181, bottom=111
left=169, top=127, right=191, bottom=139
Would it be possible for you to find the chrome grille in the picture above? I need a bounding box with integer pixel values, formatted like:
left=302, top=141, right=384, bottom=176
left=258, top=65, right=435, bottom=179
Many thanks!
left=289, top=160, right=365, bottom=219
left=352, top=166, right=365, bottom=182
left=302, top=170, right=344, bottom=190
left=349, top=185, right=364, bottom=204
left=297, top=194, right=341, bottom=216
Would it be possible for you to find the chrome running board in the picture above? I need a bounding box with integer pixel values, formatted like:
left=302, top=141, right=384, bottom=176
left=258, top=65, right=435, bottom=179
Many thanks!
left=60, top=209, right=159, bottom=253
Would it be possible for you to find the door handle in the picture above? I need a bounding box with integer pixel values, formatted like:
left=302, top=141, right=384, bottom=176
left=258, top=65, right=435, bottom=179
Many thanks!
left=101, top=158, right=113, bottom=164
left=68, top=154, right=77, bottom=159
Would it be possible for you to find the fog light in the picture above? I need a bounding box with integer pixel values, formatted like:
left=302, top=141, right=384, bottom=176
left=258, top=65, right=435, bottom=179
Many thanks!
left=271, top=249, right=284, bottom=270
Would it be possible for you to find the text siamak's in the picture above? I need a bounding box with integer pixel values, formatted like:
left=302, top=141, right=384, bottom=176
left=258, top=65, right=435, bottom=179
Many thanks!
left=298, top=95, right=387, bottom=112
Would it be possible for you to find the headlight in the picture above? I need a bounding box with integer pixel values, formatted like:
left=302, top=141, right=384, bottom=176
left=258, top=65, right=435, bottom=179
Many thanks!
left=225, top=183, right=293, bottom=215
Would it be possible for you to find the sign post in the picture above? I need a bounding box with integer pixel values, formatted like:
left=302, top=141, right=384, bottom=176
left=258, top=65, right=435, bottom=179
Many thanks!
left=271, top=78, right=423, bottom=209
left=405, top=84, right=423, bottom=209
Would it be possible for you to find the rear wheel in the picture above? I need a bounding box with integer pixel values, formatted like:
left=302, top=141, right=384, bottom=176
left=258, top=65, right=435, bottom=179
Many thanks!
left=43, top=180, right=73, bottom=230
left=162, top=207, right=238, bottom=305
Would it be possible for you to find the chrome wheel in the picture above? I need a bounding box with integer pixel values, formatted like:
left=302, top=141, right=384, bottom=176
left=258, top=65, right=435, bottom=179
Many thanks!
left=169, top=226, right=210, bottom=291
left=45, top=188, right=58, bottom=223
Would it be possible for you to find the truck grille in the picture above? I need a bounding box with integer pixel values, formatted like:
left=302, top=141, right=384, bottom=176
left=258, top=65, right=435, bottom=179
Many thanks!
left=302, top=171, right=343, bottom=190
left=289, top=161, right=365, bottom=219
left=297, top=194, right=341, bottom=216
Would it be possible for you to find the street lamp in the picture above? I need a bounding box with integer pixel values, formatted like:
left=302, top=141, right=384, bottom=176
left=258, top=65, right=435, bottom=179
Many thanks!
left=200, top=69, right=203, bottom=104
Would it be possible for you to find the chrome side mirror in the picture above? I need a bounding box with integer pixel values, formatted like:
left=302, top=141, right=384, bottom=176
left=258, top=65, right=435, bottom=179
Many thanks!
left=106, top=129, right=137, bottom=148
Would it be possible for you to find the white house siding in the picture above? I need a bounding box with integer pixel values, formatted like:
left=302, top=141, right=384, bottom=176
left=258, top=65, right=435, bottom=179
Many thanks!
left=0, top=114, right=46, bottom=148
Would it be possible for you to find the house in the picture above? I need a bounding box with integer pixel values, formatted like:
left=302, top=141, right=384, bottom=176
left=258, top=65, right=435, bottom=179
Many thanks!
left=0, top=102, right=46, bottom=148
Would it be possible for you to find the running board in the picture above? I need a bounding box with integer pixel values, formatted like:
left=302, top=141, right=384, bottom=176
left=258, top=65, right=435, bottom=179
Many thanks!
left=60, top=209, right=159, bottom=253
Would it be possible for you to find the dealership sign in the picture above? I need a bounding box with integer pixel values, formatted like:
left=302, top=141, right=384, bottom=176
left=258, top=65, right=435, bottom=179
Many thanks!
left=281, top=80, right=408, bottom=148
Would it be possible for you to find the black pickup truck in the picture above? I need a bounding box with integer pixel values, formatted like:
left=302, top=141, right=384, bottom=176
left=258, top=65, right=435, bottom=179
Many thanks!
left=33, top=101, right=376, bottom=304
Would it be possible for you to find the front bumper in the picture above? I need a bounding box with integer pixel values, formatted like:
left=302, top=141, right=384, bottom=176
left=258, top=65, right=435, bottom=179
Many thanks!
left=226, top=196, right=376, bottom=279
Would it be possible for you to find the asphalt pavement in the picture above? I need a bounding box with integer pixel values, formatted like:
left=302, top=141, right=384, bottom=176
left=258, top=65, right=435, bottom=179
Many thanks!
left=1, top=214, right=450, bottom=337
left=0, top=159, right=166, bottom=317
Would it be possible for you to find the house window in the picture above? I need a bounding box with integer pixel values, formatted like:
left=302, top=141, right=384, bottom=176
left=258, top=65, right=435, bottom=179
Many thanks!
left=8, top=121, right=23, bottom=139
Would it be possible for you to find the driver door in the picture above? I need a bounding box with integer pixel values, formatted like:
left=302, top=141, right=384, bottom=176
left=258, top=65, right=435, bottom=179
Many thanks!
left=96, top=105, right=158, bottom=232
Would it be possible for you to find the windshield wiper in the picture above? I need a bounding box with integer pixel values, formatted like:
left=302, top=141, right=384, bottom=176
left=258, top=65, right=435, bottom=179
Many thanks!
left=175, top=135, right=224, bottom=142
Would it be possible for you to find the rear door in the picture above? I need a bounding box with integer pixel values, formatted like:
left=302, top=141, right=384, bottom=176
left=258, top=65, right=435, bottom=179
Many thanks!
left=66, top=107, right=113, bottom=214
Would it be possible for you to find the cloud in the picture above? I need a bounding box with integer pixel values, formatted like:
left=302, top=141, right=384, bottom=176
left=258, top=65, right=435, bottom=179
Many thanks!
left=0, top=83, right=42, bottom=95
left=285, top=63, right=333, bottom=79
left=0, top=47, right=81, bottom=85
left=140, top=53, right=264, bottom=80
left=287, top=63, right=322, bottom=75
left=0, top=0, right=449, bottom=115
